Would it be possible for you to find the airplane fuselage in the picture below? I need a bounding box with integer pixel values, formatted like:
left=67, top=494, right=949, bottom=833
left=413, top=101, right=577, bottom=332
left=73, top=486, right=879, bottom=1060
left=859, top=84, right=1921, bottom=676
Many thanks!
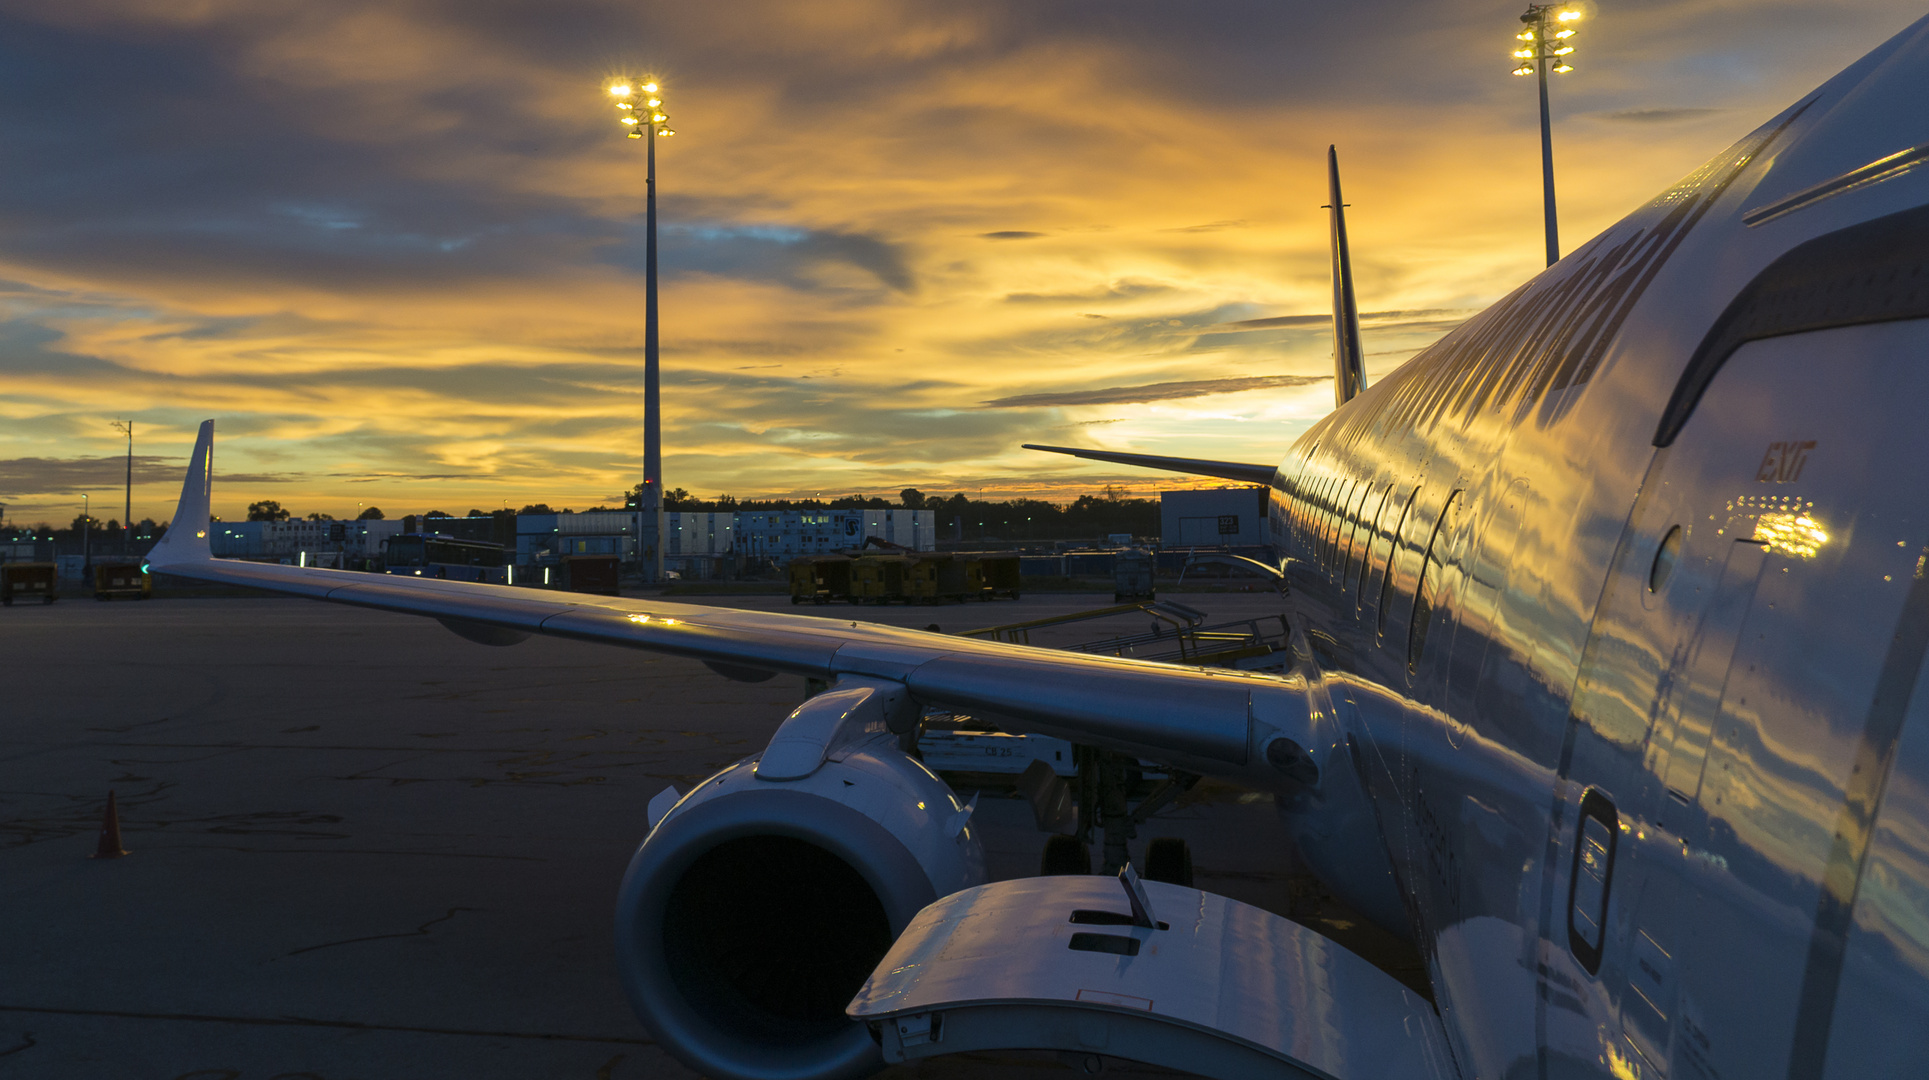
left=1270, top=33, right=1929, bottom=1078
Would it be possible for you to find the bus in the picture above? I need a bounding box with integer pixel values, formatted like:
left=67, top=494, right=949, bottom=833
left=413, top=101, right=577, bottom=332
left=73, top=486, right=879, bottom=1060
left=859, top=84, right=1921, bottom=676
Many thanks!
left=380, top=534, right=512, bottom=584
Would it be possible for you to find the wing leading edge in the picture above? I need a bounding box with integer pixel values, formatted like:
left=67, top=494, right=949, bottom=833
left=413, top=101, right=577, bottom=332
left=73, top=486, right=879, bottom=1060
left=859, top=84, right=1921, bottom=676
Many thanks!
left=1020, top=443, right=1278, bottom=486
left=149, top=422, right=1316, bottom=785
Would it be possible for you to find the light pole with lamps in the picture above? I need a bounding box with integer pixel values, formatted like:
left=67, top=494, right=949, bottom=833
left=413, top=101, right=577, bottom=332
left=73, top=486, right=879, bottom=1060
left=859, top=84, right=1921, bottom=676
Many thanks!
left=112, top=419, right=133, bottom=554
left=1512, top=5, right=1581, bottom=266
left=607, top=79, right=677, bottom=585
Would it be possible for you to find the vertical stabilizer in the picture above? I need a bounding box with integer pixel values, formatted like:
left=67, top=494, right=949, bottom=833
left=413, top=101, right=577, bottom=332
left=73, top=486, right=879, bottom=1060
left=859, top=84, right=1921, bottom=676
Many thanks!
left=1326, top=146, right=1366, bottom=407
left=146, top=420, right=214, bottom=568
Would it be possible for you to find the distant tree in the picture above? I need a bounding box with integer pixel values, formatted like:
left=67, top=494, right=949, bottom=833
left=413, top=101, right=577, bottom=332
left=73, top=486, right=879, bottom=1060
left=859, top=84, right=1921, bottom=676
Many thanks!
left=357, top=506, right=385, bottom=520
left=247, top=500, right=290, bottom=522
left=424, top=510, right=452, bottom=519
left=306, top=512, right=334, bottom=521
left=664, top=487, right=693, bottom=509
left=1099, top=484, right=1129, bottom=501
left=466, top=509, right=488, bottom=518
left=518, top=504, right=555, bottom=515
left=900, top=488, right=926, bottom=509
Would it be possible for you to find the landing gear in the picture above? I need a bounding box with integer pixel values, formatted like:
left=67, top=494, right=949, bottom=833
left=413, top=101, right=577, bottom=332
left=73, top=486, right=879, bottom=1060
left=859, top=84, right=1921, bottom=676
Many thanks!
left=1031, top=747, right=1199, bottom=877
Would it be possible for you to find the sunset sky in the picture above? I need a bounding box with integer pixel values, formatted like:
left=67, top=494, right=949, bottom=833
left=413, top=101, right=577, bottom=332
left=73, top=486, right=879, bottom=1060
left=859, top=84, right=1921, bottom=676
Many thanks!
left=1, top=0, right=1920, bottom=525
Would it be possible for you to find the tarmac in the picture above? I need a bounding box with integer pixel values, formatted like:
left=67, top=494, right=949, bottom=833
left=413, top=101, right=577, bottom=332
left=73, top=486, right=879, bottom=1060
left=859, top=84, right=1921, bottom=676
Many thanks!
left=0, top=588, right=1387, bottom=1079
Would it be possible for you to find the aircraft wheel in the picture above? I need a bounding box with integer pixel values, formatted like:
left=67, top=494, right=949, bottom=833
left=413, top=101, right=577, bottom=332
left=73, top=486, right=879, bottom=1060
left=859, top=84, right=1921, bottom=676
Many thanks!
left=1040, top=834, right=1090, bottom=876
left=1144, top=837, right=1194, bottom=887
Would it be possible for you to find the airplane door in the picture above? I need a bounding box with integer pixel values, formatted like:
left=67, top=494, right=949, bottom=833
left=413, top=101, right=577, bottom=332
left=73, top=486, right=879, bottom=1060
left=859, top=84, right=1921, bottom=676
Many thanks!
left=1553, top=319, right=1929, bottom=1080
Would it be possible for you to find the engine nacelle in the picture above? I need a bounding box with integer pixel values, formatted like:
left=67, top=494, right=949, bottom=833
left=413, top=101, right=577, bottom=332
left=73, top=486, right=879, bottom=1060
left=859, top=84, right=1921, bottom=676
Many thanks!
left=615, top=680, right=986, bottom=1080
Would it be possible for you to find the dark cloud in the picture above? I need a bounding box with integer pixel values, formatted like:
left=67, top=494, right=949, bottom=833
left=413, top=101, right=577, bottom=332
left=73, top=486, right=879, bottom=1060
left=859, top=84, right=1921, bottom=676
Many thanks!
left=1003, top=281, right=1171, bottom=304
left=622, top=223, right=917, bottom=294
left=1595, top=107, right=1726, bottom=123
left=982, top=374, right=1328, bottom=408
left=980, top=231, right=1045, bottom=240
left=1221, top=308, right=1471, bottom=330
left=1162, top=220, right=1246, bottom=233
left=0, top=455, right=184, bottom=497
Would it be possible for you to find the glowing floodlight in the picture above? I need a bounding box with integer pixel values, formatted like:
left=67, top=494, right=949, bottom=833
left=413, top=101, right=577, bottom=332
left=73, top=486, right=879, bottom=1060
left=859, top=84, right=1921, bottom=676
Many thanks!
left=651, top=112, right=667, bottom=122
left=621, top=115, right=640, bottom=125
left=609, top=84, right=633, bottom=98
left=659, top=128, right=676, bottom=136
left=641, top=81, right=659, bottom=93
left=1552, top=61, right=1574, bottom=73
left=1513, top=64, right=1535, bottom=75
left=1557, top=9, right=1581, bottom=20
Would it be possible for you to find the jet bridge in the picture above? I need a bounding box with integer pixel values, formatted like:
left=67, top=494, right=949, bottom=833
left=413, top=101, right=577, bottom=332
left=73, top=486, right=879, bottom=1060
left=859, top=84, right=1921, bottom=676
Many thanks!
left=848, top=870, right=1455, bottom=1080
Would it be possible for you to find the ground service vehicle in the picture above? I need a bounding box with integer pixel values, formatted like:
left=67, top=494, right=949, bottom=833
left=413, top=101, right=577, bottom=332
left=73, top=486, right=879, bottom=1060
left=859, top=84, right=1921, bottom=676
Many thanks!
left=379, top=533, right=509, bottom=583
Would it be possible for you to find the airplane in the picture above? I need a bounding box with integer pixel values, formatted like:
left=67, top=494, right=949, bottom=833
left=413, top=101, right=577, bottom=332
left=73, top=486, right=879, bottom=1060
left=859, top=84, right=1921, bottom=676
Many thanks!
left=144, top=14, right=1929, bottom=1080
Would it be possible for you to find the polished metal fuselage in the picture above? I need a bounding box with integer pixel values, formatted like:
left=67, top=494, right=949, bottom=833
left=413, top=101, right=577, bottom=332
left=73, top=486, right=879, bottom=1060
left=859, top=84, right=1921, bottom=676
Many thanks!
left=1271, top=19, right=1929, bottom=1079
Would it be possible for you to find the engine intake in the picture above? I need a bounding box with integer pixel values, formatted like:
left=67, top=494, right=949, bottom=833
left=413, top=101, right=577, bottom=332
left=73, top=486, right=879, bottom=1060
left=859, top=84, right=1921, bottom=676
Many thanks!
left=615, top=680, right=985, bottom=1080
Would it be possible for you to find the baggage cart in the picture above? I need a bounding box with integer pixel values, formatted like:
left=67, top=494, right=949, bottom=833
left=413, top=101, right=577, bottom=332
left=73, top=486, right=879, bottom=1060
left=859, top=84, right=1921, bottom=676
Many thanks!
left=0, top=562, right=57, bottom=605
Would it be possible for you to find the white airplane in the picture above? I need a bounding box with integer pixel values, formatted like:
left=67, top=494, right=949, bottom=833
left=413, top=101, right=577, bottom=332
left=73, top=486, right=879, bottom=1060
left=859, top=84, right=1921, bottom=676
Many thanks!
left=147, top=15, right=1929, bottom=1080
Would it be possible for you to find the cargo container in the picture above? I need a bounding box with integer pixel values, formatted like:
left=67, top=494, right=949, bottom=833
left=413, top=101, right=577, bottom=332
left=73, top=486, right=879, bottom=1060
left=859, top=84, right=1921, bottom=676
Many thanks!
left=788, top=555, right=851, bottom=604
left=0, top=562, right=57, bottom=605
left=905, top=553, right=969, bottom=603
left=93, top=562, right=151, bottom=600
left=971, top=553, right=1022, bottom=600
left=850, top=554, right=909, bottom=603
left=1114, top=547, right=1156, bottom=601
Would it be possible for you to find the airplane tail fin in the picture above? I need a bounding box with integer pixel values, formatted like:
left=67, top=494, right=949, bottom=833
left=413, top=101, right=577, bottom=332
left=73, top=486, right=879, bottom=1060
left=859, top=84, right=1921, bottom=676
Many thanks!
left=1326, top=146, right=1365, bottom=408
left=147, top=420, right=214, bottom=568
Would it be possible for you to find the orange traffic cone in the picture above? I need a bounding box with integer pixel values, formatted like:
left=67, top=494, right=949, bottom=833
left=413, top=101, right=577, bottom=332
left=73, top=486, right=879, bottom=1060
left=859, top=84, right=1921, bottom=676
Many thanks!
left=91, top=790, right=129, bottom=859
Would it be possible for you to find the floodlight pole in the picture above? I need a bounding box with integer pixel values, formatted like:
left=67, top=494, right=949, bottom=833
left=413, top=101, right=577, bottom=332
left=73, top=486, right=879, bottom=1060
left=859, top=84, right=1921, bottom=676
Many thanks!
left=1517, top=5, right=1577, bottom=266
left=1532, top=9, right=1560, bottom=266
left=113, top=420, right=133, bottom=554
left=610, top=79, right=672, bottom=585
left=642, top=112, right=663, bottom=585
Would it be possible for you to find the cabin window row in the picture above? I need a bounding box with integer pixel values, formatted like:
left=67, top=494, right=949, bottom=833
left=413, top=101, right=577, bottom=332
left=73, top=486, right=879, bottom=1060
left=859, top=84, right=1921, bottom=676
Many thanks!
left=1286, top=469, right=1461, bottom=674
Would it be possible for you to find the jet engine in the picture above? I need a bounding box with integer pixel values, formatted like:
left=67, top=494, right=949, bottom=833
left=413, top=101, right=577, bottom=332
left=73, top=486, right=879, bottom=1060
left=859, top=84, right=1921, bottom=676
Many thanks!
left=614, top=678, right=986, bottom=1080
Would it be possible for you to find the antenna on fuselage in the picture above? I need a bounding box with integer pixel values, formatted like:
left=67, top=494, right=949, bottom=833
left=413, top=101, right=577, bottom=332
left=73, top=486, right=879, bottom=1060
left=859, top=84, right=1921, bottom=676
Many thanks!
left=1325, top=145, right=1366, bottom=408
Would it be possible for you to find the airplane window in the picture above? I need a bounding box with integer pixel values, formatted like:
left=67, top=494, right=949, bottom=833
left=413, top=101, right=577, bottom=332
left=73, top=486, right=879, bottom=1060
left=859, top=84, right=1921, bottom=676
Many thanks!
left=1357, top=485, right=1395, bottom=607
left=1377, top=487, right=1421, bottom=638
left=1340, top=483, right=1373, bottom=588
left=1326, top=480, right=1354, bottom=570
left=1408, top=491, right=1463, bottom=674
left=1650, top=525, right=1683, bottom=593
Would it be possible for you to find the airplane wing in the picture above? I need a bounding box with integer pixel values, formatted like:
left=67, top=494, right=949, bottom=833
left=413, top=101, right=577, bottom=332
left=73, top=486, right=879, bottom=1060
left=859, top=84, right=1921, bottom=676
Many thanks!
left=1020, top=443, right=1278, bottom=486
left=149, top=421, right=1313, bottom=780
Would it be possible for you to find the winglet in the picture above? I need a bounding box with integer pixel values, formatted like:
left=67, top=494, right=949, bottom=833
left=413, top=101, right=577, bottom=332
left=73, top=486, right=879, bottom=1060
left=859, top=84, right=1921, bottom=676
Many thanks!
left=147, top=420, right=214, bottom=568
left=1327, top=146, right=1365, bottom=408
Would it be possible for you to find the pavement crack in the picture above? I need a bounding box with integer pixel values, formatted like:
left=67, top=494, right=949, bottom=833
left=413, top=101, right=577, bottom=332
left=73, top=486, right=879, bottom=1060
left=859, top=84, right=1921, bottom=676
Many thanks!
left=0, top=1005, right=650, bottom=1045
left=286, top=907, right=478, bottom=957
left=0, top=1030, right=34, bottom=1056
